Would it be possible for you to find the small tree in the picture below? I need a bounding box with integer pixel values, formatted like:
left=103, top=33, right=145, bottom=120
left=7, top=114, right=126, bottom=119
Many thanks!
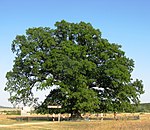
left=5, top=20, right=144, bottom=118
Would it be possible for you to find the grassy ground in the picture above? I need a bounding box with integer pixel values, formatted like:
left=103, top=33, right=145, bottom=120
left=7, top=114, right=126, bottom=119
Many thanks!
left=0, top=113, right=150, bottom=130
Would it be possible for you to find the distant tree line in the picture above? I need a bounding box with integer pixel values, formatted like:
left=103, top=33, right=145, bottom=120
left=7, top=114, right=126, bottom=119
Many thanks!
left=135, top=103, right=150, bottom=113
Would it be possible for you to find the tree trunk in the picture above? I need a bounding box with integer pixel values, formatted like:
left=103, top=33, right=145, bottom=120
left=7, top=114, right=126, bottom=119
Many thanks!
left=70, top=110, right=83, bottom=120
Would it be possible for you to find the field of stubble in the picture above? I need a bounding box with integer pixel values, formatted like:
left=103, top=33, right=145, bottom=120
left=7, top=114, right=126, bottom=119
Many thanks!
left=0, top=113, right=149, bottom=130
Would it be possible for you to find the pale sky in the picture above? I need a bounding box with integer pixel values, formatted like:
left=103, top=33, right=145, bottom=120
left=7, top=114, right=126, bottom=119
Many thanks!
left=0, top=0, right=150, bottom=107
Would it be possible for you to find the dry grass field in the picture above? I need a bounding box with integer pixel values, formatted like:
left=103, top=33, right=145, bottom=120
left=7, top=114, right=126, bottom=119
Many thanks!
left=0, top=113, right=150, bottom=130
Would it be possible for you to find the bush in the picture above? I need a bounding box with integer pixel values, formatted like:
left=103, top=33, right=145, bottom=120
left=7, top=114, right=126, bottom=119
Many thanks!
left=2, top=110, right=21, bottom=115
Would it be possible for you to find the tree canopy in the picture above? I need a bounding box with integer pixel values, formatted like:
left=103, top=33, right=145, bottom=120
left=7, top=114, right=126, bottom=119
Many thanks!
left=5, top=20, right=144, bottom=117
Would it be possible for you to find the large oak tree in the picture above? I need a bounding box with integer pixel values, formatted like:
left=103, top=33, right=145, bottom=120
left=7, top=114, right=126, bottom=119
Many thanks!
left=5, top=20, right=144, bottom=118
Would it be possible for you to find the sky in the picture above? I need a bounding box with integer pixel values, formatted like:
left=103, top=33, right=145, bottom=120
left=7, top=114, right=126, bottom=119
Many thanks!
left=0, top=0, right=150, bottom=107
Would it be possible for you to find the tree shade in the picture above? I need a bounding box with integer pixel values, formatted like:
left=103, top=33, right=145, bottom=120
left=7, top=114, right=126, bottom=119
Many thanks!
left=5, top=20, right=144, bottom=118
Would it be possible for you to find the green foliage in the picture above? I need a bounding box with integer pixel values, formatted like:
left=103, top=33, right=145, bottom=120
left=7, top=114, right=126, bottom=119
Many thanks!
left=135, top=103, right=150, bottom=112
left=1, top=110, right=21, bottom=115
left=5, top=20, right=144, bottom=117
